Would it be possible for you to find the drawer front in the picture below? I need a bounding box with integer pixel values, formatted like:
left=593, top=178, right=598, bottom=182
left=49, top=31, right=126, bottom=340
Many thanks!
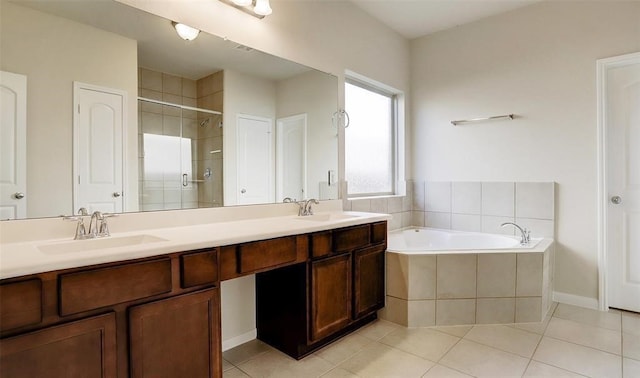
left=59, top=259, right=172, bottom=316
left=334, top=225, right=371, bottom=252
left=371, top=221, right=387, bottom=245
left=181, top=249, right=219, bottom=288
left=310, top=231, right=333, bottom=259
left=0, top=279, right=42, bottom=332
left=238, top=237, right=297, bottom=274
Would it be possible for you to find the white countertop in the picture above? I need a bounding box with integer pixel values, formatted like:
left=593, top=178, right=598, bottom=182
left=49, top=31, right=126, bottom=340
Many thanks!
left=0, top=211, right=390, bottom=280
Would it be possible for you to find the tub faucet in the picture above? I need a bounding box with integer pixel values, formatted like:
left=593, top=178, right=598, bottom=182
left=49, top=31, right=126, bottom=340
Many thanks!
left=500, top=222, right=531, bottom=245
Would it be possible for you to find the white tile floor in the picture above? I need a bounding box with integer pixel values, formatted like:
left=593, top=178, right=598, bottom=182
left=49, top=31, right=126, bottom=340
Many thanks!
left=223, top=303, right=640, bottom=377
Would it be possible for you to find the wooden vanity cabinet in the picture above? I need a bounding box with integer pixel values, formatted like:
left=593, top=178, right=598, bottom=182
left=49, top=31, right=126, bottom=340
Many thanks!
left=0, top=248, right=221, bottom=378
left=129, top=288, right=221, bottom=378
left=0, top=312, right=117, bottom=378
left=256, top=221, right=387, bottom=359
left=310, top=253, right=352, bottom=342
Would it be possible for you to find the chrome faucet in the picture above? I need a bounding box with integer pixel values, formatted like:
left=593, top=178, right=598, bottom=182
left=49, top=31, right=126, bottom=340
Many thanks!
left=296, top=199, right=319, bottom=216
left=500, top=222, right=531, bottom=245
left=64, top=210, right=116, bottom=239
left=304, top=199, right=319, bottom=216
left=88, top=211, right=104, bottom=238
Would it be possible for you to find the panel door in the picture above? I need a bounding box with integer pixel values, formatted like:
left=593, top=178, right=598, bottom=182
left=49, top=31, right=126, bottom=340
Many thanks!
left=236, top=114, right=273, bottom=205
left=129, top=288, right=221, bottom=378
left=606, top=55, right=640, bottom=312
left=74, top=83, right=125, bottom=214
left=276, top=114, right=307, bottom=202
left=0, top=71, right=27, bottom=220
left=353, top=245, right=386, bottom=319
left=310, top=253, right=351, bottom=342
left=0, top=313, right=116, bottom=377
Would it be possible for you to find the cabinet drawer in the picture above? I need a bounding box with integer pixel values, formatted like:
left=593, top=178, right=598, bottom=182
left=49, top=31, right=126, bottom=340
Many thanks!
left=310, top=231, right=333, bottom=259
left=181, top=249, right=218, bottom=288
left=0, top=279, right=42, bottom=332
left=371, top=222, right=387, bottom=245
left=238, top=237, right=297, bottom=274
left=334, top=225, right=371, bottom=252
left=59, top=259, right=172, bottom=316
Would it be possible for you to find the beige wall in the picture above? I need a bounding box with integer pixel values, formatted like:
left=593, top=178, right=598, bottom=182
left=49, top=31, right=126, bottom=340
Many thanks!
left=410, top=1, right=640, bottom=301
left=1, top=2, right=138, bottom=217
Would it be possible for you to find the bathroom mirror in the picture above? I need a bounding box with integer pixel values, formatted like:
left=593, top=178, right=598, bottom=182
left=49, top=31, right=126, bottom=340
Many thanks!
left=0, top=0, right=339, bottom=220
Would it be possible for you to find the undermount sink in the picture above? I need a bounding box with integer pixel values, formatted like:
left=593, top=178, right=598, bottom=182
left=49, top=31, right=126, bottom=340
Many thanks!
left=295, top=213, right=359, bottom=222
left=38, top=234, right=168, bottom=254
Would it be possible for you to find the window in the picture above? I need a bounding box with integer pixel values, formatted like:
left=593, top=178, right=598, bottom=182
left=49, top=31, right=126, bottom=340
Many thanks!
left=345, top=78, right=397, bottom=197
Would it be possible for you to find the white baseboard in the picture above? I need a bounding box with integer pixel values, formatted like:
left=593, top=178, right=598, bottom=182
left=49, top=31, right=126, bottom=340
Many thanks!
left=553, top=291, right=599, bottom=310
left=222, top=329, right=257, bottom=351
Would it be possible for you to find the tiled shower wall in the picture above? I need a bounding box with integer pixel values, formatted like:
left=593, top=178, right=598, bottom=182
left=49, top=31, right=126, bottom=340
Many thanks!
left=138, top=68, right=223, bottom=210
left=345, top=181, right=555, bottom=237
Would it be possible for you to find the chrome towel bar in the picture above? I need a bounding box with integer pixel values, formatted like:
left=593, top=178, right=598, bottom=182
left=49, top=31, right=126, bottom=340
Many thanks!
left=451, top=114, right=514, bottom=126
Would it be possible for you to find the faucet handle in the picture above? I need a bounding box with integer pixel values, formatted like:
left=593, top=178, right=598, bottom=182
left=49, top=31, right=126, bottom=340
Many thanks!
left=77, top=207, right=89, bottom=216
left=63, top=215, right=87, bottom=240
left=99, top=213, right=118, bottom=237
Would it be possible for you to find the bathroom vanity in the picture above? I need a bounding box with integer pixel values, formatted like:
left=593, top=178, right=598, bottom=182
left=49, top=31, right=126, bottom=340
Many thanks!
left=0, top=213, right=387, bottom=377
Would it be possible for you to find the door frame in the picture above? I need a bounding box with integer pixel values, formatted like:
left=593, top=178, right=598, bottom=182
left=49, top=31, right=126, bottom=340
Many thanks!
left=596, top=51, right=640, bottom=311
left=72, top=82, right=128, bottom=214
left=276, top=113, right=307, bottom=201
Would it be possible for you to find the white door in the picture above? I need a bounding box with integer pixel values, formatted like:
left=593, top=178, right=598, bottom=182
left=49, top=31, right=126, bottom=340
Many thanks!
left=605, top=54, right=640, bottom=312
left=0, top=71, right=27, bottom=220
left=74, top=83, right=125, bottom=214
left=236, top=114, right=273, bottom=205
left=276, top=114, right=307, bottom=202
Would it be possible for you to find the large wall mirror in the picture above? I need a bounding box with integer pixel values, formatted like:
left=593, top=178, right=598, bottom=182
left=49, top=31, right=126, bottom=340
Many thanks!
left=0, top=0, right=339, bottom=220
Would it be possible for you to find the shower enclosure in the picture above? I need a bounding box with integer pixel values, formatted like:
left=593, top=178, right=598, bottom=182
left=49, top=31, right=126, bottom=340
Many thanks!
left=138, top=98, right=223, bottom=211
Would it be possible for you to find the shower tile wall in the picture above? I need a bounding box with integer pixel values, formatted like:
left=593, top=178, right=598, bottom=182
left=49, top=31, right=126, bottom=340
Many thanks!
left=138, top=68, right=223, bottom=211
left=196, top=72, right=224, bottom=208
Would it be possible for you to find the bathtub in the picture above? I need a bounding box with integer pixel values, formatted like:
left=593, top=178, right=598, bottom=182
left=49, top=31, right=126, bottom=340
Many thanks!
left=382, top=227, right=554, bottom=327
left=387, top=227, right=543, bottom=253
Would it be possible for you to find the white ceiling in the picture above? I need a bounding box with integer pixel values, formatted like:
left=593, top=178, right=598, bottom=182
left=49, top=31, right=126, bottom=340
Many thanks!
left=349, top=0, right=541, bottom=39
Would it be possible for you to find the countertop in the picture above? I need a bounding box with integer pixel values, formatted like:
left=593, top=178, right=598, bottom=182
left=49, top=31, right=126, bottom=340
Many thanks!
left=0, top=211, right=390, bottom=280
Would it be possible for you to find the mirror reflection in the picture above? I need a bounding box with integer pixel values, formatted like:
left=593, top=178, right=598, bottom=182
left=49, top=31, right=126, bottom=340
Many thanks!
left=0, top=0, right=339, bottom=220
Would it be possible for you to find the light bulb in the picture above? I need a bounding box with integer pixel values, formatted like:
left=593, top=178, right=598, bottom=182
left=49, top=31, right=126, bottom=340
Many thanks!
left=173, top=22, right=200, bottom=41
left=253, top=0, right=272, bottom=16
left=232, top=0, right=252, bottom=6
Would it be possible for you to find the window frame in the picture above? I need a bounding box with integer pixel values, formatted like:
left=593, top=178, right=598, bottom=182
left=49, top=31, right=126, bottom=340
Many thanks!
left=345, top=77, right=398, bottom=198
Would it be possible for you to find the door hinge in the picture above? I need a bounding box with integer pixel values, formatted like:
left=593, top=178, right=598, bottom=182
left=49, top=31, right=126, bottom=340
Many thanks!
left=77, top=104, right=80, bottom=113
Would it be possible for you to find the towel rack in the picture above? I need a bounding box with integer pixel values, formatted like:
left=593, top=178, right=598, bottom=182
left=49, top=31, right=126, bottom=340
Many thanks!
left=451, top=114, right=514, bottom=126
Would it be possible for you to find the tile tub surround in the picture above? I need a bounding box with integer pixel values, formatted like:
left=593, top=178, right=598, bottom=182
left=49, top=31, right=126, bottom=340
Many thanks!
left=381, top=240, right=554, bottom=327
left=410, top=181, right=555, bottom=238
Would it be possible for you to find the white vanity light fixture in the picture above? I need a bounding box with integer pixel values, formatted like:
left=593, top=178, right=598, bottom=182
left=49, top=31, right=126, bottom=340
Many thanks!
left=172, top=22, right=200, bottom=41
left=219, top=0, right=272, bottom=19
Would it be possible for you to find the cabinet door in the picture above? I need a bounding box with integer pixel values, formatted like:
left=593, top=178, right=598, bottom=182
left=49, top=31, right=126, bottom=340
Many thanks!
left=354, top=245, right=386, bottom=319
left=0, top=312, right=116, bottom=377
left=129, top=288, right=221, bottom=378
left=310, top=253, right=351, bottom=342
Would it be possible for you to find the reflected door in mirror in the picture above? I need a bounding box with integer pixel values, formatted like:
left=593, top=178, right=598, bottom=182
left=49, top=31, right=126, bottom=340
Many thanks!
left=276, top=114, right=307, bottom=202
left=74, top=83, right=125, bottom=214
left=0, top=71, right=27, bottom=220
left=236, top=115, right=274, bottom=205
